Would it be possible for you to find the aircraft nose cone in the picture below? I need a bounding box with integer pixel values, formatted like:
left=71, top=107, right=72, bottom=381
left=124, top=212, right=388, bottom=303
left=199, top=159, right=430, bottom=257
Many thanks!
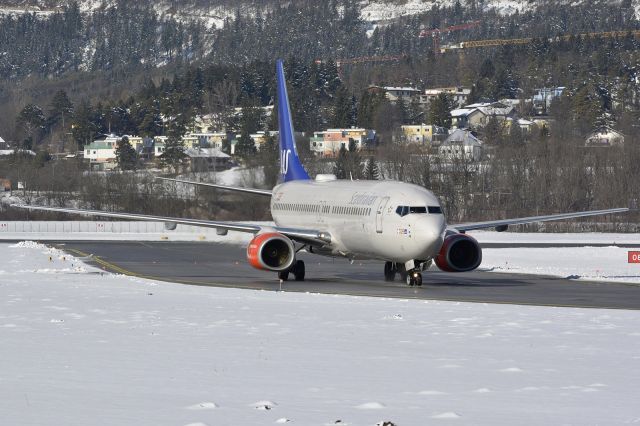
left=416, top=216, right=445, bottom=257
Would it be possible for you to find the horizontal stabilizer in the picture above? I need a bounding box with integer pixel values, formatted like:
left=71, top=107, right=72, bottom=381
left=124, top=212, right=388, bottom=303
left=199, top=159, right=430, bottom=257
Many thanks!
left=156, top=177, right=272, bottom=196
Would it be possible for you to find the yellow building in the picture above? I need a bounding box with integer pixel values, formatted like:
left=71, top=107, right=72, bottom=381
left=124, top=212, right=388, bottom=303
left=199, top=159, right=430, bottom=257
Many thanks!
left=400, top=124, right=447, bottom=144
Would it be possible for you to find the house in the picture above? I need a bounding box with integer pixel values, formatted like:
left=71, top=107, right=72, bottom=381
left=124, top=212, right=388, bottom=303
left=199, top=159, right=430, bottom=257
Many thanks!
left=585, top=126, right=625, bottom=147
left=84, top=134, right=140, bottom=168
left=250, top=131, right=279, bottom=150
left=438, top=129, right=483, bottom=161
left=84, top=135, right=119, bottom=168
left=84, top=134, right=159, bottom=169
left=451, top=102, right=515, bottom=130
left=400, top=124, right=447, bottom=145
left=184, top=147, right=231, bottom=172
left=310, top=128, right=376, bottom=156
left=229, top=131, right=279, bottom=154
left=532, top=87, right=565, bottom=115
left=505, top=117, right=537, bottom=135
left=420, top=87, right=471, bottom=109
left=182, top=132, right=227, bottom=149
left=368, top=86, right=421, bottom=104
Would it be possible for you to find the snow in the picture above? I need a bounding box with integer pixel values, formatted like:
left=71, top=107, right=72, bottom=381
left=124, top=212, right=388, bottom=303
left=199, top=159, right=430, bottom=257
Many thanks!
left=480, top=246, right=640, bottom=284
left=360, top=0, right=538, bottom=22
left=469, top=231, right=640, bottom=284
left=1, top=241, right=639, bottom=425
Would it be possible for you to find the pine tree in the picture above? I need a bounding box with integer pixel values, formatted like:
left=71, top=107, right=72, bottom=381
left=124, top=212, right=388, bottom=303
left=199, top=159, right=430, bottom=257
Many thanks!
left=428, top=93, right=453, bottom=129
left=115, top=136, right=138, bottom=170
left=160, top=114, right=187, bottom=171
left=331, top=86, right=353, bottom=128
left=346, top=139, right=363, bottom=179
left=364, top=157, right=380, bottom=180
left=160, top=136, right=186, bottom=171
left=71, top=100, right=98, bottom=149
left=509, top=120, right=525, bottom=145
left=235, top=132, right=257, bottom=160
left=48, top=90, right=74, bottom=129
left=17, top=104, right=46, bottom=147
left=333, top=145, right=348, bottom=179
left=259, top=134, right=279, bottom=188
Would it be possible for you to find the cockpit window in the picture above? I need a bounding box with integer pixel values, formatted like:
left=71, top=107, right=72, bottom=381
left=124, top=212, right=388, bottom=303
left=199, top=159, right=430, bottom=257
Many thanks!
left=396, top=205, right=443, bottom=216
left=395, top=206, right=408, bottom=217
left=409, top=206, right=427, bottom=214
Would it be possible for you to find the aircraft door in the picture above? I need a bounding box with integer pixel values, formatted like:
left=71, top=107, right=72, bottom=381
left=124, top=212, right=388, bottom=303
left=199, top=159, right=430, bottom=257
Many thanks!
left=375, top=197, right=390, bottom=233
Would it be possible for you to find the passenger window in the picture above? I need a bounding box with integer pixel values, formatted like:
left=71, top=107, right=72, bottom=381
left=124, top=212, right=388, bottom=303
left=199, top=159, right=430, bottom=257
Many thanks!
left=428, top=206, right=443, bottom=214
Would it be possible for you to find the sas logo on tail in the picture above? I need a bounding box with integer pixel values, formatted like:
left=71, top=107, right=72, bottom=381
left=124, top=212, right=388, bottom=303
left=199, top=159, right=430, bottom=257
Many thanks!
left=281, top=149, right=291, bottom=175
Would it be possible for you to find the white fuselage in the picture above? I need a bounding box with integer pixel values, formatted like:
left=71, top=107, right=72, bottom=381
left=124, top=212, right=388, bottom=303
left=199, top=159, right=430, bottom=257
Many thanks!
left=271, top=179, right=447, bottom=262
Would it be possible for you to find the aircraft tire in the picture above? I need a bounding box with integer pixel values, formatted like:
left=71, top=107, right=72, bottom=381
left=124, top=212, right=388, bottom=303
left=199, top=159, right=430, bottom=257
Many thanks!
left=293, top=260, right=305, bottom=281
left=278, top=270, right=290, bottom=281
left=384, top=261, right=396, bottom=282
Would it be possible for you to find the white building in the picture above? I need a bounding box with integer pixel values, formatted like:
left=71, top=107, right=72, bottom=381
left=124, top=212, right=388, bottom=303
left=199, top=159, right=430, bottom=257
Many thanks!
left=421, top=87, right=471, bottom=109
left=451, top=102, right=515, bottom=129
left=438, top=129, right=483, bottom=162
left=585, top=126, right=625, bottom=147
left=182, top=132, right=227, bottom=149
left=310, top=128, right=376, bottom=156
left=375, top=86, right=421, bottom=104
left=533, top=87, right=566, bottom=115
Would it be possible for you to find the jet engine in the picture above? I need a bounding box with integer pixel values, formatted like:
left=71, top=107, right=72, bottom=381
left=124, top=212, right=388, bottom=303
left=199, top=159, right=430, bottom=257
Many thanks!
left=247, top=232, right=295, bottom=272
left=435, top=233, right=482, bottom=272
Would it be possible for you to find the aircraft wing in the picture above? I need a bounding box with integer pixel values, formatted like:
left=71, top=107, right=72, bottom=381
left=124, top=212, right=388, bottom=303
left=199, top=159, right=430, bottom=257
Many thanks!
left=449, top=207, right=629, bottom=232
left=156, top=177, right=272, bottom=196
left=11, top=205, right=331, bottom=245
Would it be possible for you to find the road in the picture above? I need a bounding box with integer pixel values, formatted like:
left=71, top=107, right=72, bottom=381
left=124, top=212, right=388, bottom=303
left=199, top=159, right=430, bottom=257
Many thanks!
left=51, top=241, right=640, bottom=310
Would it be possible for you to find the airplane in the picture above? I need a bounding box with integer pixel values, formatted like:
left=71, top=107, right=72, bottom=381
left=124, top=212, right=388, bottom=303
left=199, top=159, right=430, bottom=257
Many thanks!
left=13, top=60, right=629, bottom=286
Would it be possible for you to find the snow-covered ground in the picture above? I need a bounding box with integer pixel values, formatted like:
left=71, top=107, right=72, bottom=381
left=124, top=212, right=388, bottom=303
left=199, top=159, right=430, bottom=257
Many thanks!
left=1, top=241, right=639, bottom=425
left=360, top=0, right=544, bottom=21
left=469, top=231, right=640, bottom=284
left=480, top=246, right=640, bottom=284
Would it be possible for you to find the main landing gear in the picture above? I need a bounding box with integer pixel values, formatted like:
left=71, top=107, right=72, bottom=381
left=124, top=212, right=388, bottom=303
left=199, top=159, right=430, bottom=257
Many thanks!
left=384, top=261, right=423, bottom=286
left=278, top=260, right=305, bottom=282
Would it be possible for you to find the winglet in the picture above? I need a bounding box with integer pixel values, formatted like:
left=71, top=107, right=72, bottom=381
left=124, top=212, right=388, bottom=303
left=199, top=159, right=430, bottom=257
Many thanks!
left=276, top=59, right=310, bottom=182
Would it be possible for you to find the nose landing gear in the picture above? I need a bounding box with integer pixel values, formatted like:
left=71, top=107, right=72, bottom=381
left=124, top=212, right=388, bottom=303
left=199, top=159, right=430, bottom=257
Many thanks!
left=406, top=270, right=422, bottom=286
left=384, top=261, right=423, bottom=286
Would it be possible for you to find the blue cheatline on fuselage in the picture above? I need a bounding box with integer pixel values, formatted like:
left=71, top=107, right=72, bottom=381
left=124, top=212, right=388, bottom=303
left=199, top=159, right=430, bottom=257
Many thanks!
left=276, top=59, right=311, bottom=183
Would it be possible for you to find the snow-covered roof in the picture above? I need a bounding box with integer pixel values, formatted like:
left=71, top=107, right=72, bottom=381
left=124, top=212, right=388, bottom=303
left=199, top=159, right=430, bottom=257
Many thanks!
left=0, top=149, right=36, bottom=156
left=507, top=117, right=535, bottom=126
left=450, top=108, right=473, bottom=117
left=184, top=148, right=230, bottom=159
left=383, top=86, right=420, bottom=92
left=477, top=105, right=513, bottom=116
left=0, top=136, right=5, bottom=143
left=424, top=87, right=471, bottom=96
left=442, top=129, right=482, bottom=146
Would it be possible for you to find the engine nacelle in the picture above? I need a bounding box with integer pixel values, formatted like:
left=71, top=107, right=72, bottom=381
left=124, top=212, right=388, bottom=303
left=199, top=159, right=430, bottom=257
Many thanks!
left=435, top=233, right=482, bottom=272
left=247, top=232, right=295, bottom=272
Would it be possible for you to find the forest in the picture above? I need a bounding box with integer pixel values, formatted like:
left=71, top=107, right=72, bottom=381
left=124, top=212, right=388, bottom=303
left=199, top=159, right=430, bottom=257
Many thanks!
left=1, top=0, right=639, bottom=227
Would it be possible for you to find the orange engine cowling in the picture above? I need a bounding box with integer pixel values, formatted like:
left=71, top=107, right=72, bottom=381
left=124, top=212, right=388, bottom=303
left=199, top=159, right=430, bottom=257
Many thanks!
left=247, top=232, right=295, bottom=272
left=435, top=233, right=482, bottom=272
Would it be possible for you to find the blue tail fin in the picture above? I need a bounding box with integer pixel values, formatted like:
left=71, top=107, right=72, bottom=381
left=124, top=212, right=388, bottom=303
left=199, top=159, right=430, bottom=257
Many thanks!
left=276, top=59, right=310, bottom=183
